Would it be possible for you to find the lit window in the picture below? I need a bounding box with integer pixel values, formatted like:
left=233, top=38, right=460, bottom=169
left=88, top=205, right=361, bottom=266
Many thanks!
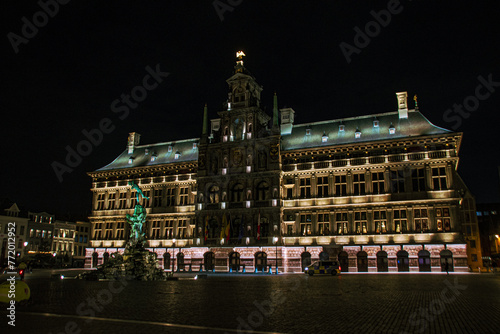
left=373, top=120, right=379, bottom=127
left=355, top=129, right=361, bottom=138
left=339, top=124, right=345, bottom=132
left=389, top=124, right=396, bottom=134
left=322, top=132, right=328, bottom=142
left=151, top=153, right=157, bottom=162
left=306, top=128, right=311, bottom=136
left=175, top=151, right=181, bottom=160
left=145, top=149, right=149, bottom=155
left=168, top=146, right=173, bottom=153
left=128, top=157, right=134, bottom=164
left=193, top=143, right=197, bottom=149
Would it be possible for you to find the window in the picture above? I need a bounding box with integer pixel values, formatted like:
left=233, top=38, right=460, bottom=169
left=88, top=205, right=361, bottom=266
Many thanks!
left=93, top=223, right=102, bottom=239
left=165, top=220, right=174, bottom=239
left=355, top=129, right=361, bottom=138
left=20, top=226, right=25, bottom=235
left=469, top=240, right=476, bottom=248
left=299, top=178, right=311, bottom=198
left=118, top=192, right=127, bottom=209
left=336, top=212, right=348, bottom=234
left=231, top=184, right=244, bottom=202
left=389, top=124, right=395, bottom=134
left=471, top=254, right=478, bottom=262
left=153, top=189, right=163, bottom=207
left=414, top=208, right=429, bottom=232
left=165, top=188, right=175, bottom=206
left=373, top=120, right=379, bottom=127
left=436, top=208, right=451, bottom=232
left=372, top=172, right=385, bottom=194
left=318, top=213, right=330, bottom=235
left=116, top=222, right=124, bottom=239
left=339, top=124, right=345, bottom=132
left=354, top=211, right=367, bottom=234
left=335, top=175, right=347, bottom=196
left=209, top=186, right=220, bottom=204
left=107, top=193, right=116, bottom=210
left=178, top=220, right=187, bottom=238
left=390, top=169, right=405, bottom=193
left=394, top=209, right=407, bottom=233
left=151, top=220, right=161, bottom=239
left=412, top=168, right=426, bottom=192
left=129, top=191, right=137, bottom=208
left=322, top=133, right=328, bottom=142
left=353, top=173, right=366, bottom=196
left=286, top=224, right=293, bottom=236
left=316, top=176, right=329, bottom=197
left=96, top=193, right=105, bottom=210
left=432, top=167, right=447, bottom=190
left=104, top=223, right=113, bottom=239
left=256, top=182, right=269, bottom=201
left=142, top=191, right=150, bottom=207
left=179, top=187, right=189, bottom=205
left=305, top=128, right=311, bottom=136
left=300, top=214, right=312, bottom=236
left=374, top=210, right=387, bottom=233
left=30, top=229, right=34, bottom=237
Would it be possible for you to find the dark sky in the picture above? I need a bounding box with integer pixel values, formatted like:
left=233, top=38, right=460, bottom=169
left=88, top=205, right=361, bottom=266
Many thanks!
left=2, top=1, right=500, bottom=219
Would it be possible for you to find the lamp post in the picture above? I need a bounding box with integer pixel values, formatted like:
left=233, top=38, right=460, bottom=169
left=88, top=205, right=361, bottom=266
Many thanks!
left=172, top=238, right=176, bottom=272
left=273, top=236, right=278, bottom=274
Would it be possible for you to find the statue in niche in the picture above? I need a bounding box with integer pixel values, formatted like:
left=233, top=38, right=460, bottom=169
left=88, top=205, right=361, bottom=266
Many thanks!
left=224, top=156, right=229, bottom=168
left=211, top=156, right=218, bottom=174
left=247, top=154, right=252, bottom=166
left=258, top=150, right=267, bottom=168
left=247, top=190, right=252, bottom=200
left=235, top=121, right=243, bottom=140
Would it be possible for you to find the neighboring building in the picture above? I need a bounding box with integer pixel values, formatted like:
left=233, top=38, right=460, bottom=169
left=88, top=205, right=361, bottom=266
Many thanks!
left=27, top=211, right=55, bottom=255
left=477, top=203, right=500, bottom=268
left=0, top=203, right=29, bottom=265
left=74, top=221, right=91, bottom=267
left=53, top=220, right=76, bottom=266
left=86, top=52, right=478, bottom=273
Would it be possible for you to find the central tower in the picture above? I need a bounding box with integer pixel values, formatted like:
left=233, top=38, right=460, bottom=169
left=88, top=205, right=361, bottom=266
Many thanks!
left=196, top=52, right=281, bottom=254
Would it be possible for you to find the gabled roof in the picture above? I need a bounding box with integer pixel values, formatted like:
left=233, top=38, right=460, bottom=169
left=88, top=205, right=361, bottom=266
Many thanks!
left=95, top=138, right=199, bottom=172
left=281, top=110, right=452, bottom=151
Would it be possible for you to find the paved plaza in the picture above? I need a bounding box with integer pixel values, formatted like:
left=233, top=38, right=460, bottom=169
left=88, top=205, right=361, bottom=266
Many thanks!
left=1, top=270, right=500, bottom=333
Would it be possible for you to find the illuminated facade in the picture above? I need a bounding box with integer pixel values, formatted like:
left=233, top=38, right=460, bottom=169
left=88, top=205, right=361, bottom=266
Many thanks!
left=86, top=53, right=481, bottom=272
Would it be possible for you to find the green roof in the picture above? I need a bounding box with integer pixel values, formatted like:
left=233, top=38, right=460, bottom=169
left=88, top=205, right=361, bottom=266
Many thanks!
left=281, top=110, right=451, bottom=151
left=96, top=138, right=199, bottom=171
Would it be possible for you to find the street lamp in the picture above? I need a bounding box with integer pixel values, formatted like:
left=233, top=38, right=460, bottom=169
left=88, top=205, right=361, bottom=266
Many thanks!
left=273, top=236, right=278, bottom=274
left=172, top=238, right=176, bottom=272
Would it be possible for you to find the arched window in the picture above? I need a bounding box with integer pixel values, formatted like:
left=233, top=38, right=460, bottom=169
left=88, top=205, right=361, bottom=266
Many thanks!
left=164, top=253, right=171, bottom=270
left=319, top=251, right=330, bottom=261
left=103, top=252, right=110, bottom=264
left=209, top=186, right=220, bottom=204
left=418, top=250, right=431, bottom=272
left=397, top=250, right=409, bottom=272
left=255, top=252, right=267, bottom=272
left=440, top=249, right=454, bottom=272
left=301, top=252, right=312, bottom=270
left=257, top=181, right=269, bottom=201
left=357, top=251, right=368, bottom=272
left=204, top=251, right=215, bottom=271
left=376, top=251, right=388, bottom=272
left=338, top=251, right=349, bottom=272
left=92, top=252, right=98, bottom=268
left=231, top=218, right=241, bottom=238
left=176, top=252, right=184, bottom=272
left=229, top=252, right=241, bottom=272
left=231, top=183, right=244, bottom=202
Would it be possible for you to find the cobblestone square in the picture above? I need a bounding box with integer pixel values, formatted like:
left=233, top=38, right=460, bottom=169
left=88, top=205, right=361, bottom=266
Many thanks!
left=2, top=271, right=500, bottom=333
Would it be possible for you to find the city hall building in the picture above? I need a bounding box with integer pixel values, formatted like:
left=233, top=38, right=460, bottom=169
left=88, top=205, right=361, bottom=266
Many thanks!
left=85, top=53, right=482, bottom=273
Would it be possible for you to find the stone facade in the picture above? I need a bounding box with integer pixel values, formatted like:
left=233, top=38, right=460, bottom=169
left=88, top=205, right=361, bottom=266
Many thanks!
left=86, top=53, right=480, bottom=273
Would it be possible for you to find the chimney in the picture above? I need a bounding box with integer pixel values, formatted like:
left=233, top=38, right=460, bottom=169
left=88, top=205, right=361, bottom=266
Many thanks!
left=280, top=108, right=295, bottom=135
left=127, top=132, right=141, bottom=154
left=396, top=91, right=408, bottom=119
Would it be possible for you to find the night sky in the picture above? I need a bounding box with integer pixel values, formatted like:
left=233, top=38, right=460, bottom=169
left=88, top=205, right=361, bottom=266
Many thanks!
left=2, top=1, right=500, bottom=219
